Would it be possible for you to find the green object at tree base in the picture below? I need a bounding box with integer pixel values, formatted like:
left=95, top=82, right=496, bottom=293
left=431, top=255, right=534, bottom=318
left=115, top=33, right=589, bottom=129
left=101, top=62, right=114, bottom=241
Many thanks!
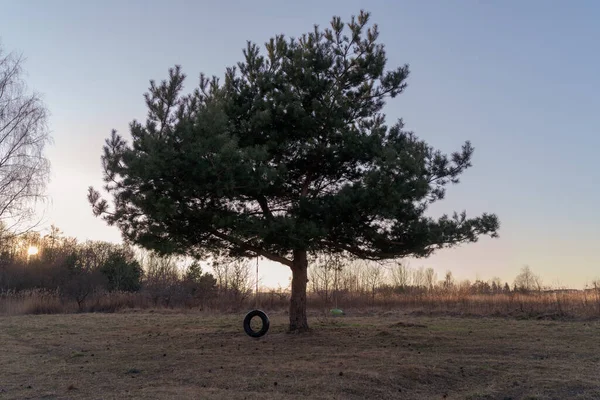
left=330, top=308, right=345, bottom=316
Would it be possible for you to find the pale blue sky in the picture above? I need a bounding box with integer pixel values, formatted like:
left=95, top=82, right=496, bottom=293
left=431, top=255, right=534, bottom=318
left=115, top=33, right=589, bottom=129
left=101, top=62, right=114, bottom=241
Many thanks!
left=1, top=0, right=598, bottom=288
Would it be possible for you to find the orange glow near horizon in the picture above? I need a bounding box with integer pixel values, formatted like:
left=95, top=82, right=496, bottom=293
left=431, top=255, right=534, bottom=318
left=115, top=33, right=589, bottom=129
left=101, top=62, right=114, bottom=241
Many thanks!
left=27, top=246, right=39, bottom=257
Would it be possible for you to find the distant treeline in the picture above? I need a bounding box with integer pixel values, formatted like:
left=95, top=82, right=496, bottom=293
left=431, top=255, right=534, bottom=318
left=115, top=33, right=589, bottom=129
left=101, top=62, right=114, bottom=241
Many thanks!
left=1, top=227, right=599, bottom=318
left=0, top=227, right=218, bottom=310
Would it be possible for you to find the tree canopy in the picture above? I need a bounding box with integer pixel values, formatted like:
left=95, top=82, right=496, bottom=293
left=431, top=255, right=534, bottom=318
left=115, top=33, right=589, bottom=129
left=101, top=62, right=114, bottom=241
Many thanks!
left=90, top=10, right=499, bottom=331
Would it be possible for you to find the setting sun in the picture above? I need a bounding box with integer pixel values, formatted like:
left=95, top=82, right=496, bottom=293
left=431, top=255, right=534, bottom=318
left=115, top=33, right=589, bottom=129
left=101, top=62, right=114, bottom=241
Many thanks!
left=27, top=246, right=39, bottom=256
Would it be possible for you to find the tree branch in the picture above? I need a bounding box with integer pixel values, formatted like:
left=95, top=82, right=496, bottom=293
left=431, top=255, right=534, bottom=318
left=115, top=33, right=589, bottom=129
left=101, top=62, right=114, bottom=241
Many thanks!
left=301, top=170, right=313, bottom=197
left=210, top=229, right=293, bottom=267
left=320, top=240, right=418, bottom=261
left=255, top=195, right=274, bottom=219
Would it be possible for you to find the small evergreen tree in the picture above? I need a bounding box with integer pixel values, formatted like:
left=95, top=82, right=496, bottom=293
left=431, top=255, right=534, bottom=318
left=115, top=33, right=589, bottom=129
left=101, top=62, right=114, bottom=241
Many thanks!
left=184, top=262, right=204, bottom=283
left=99, top=252, right=143, bottom=292
left=183, top=262, right=217, bottom=307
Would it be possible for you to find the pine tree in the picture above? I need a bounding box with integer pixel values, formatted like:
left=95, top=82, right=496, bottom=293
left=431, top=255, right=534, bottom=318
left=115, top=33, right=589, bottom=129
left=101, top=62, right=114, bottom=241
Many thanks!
left=89, top=10, right=499, bottom=332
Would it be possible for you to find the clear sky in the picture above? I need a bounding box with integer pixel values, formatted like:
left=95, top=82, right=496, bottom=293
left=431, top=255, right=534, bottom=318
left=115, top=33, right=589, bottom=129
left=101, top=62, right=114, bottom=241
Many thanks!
left=1, top=0, right=598, bottom=288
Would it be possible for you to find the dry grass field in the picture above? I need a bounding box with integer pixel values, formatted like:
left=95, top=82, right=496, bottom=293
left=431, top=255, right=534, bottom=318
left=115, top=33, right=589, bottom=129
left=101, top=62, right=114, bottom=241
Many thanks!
left=1, top=310, right=599, bottom=399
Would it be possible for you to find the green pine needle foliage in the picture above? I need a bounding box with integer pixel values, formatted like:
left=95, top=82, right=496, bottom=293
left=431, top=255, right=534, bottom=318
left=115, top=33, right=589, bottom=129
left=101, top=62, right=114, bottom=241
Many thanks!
left=89, top=10, right=499, bottom=267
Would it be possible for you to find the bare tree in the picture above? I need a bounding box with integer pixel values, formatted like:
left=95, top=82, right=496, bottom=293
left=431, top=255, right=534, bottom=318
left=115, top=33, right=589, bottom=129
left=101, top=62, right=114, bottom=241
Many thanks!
left=362, top=262, right=383, bottom=304
left=390, top=262, right=411, bottom=289
left=442, top=270, right=455, bottom=292
left=77, top=240, right=122, bottom=270
left=228, top=259, right=253, bottom=304
left=514, top=265, right=542, bottom=293
left=308, top=259, right=333, bottom=301
left=211, top=257, right=253, bottom=306
left=0, top=45, right=50, bottom=231
left=61, top=264, right=106, bottom=311
left=413, top=266, right=426, bottom=289
left=0, top=221, right=15, bottom=257
left=141, top=251, right=180, bottom=306
left=212, top=258, right=230, bottom=291
left=309, top=254, right=343, bottom=304
left=339, top=261, right=361, bottom=294
left=424, top=267, right=437, bottom=292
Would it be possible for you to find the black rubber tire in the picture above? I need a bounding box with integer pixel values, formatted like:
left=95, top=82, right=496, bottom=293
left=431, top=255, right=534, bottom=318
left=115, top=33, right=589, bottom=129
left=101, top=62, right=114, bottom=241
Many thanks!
left=243, top=309, right=270, bottom=338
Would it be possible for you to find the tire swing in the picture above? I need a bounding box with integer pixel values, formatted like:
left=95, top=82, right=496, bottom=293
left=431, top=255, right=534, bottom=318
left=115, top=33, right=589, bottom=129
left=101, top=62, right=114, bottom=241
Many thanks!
left=243, top=257, right=270, bottom=338
left=243, top=309, right=270, bottom=338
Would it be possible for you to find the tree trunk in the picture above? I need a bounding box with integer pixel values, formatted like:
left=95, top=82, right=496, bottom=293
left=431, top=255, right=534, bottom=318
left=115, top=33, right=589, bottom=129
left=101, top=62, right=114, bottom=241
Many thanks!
left=289, top=249, right=309, bottom=332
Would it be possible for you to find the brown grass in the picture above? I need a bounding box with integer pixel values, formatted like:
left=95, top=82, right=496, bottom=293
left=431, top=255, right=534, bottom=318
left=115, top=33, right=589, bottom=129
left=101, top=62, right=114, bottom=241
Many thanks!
left=1, top=311, right=599, bottom=399
left=4, top=289, right=600, bottom=321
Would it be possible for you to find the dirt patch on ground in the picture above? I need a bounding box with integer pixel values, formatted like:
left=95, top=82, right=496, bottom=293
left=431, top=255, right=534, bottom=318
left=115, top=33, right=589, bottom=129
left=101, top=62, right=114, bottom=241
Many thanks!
left=389, top=321, right=428, bottom=329
left=0, top=312, right=599, bottom=399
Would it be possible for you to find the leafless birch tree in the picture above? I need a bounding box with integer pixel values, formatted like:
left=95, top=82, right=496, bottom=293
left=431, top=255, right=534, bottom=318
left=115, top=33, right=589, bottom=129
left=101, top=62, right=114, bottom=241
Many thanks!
left=0, top=45, right=50, bottom=233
